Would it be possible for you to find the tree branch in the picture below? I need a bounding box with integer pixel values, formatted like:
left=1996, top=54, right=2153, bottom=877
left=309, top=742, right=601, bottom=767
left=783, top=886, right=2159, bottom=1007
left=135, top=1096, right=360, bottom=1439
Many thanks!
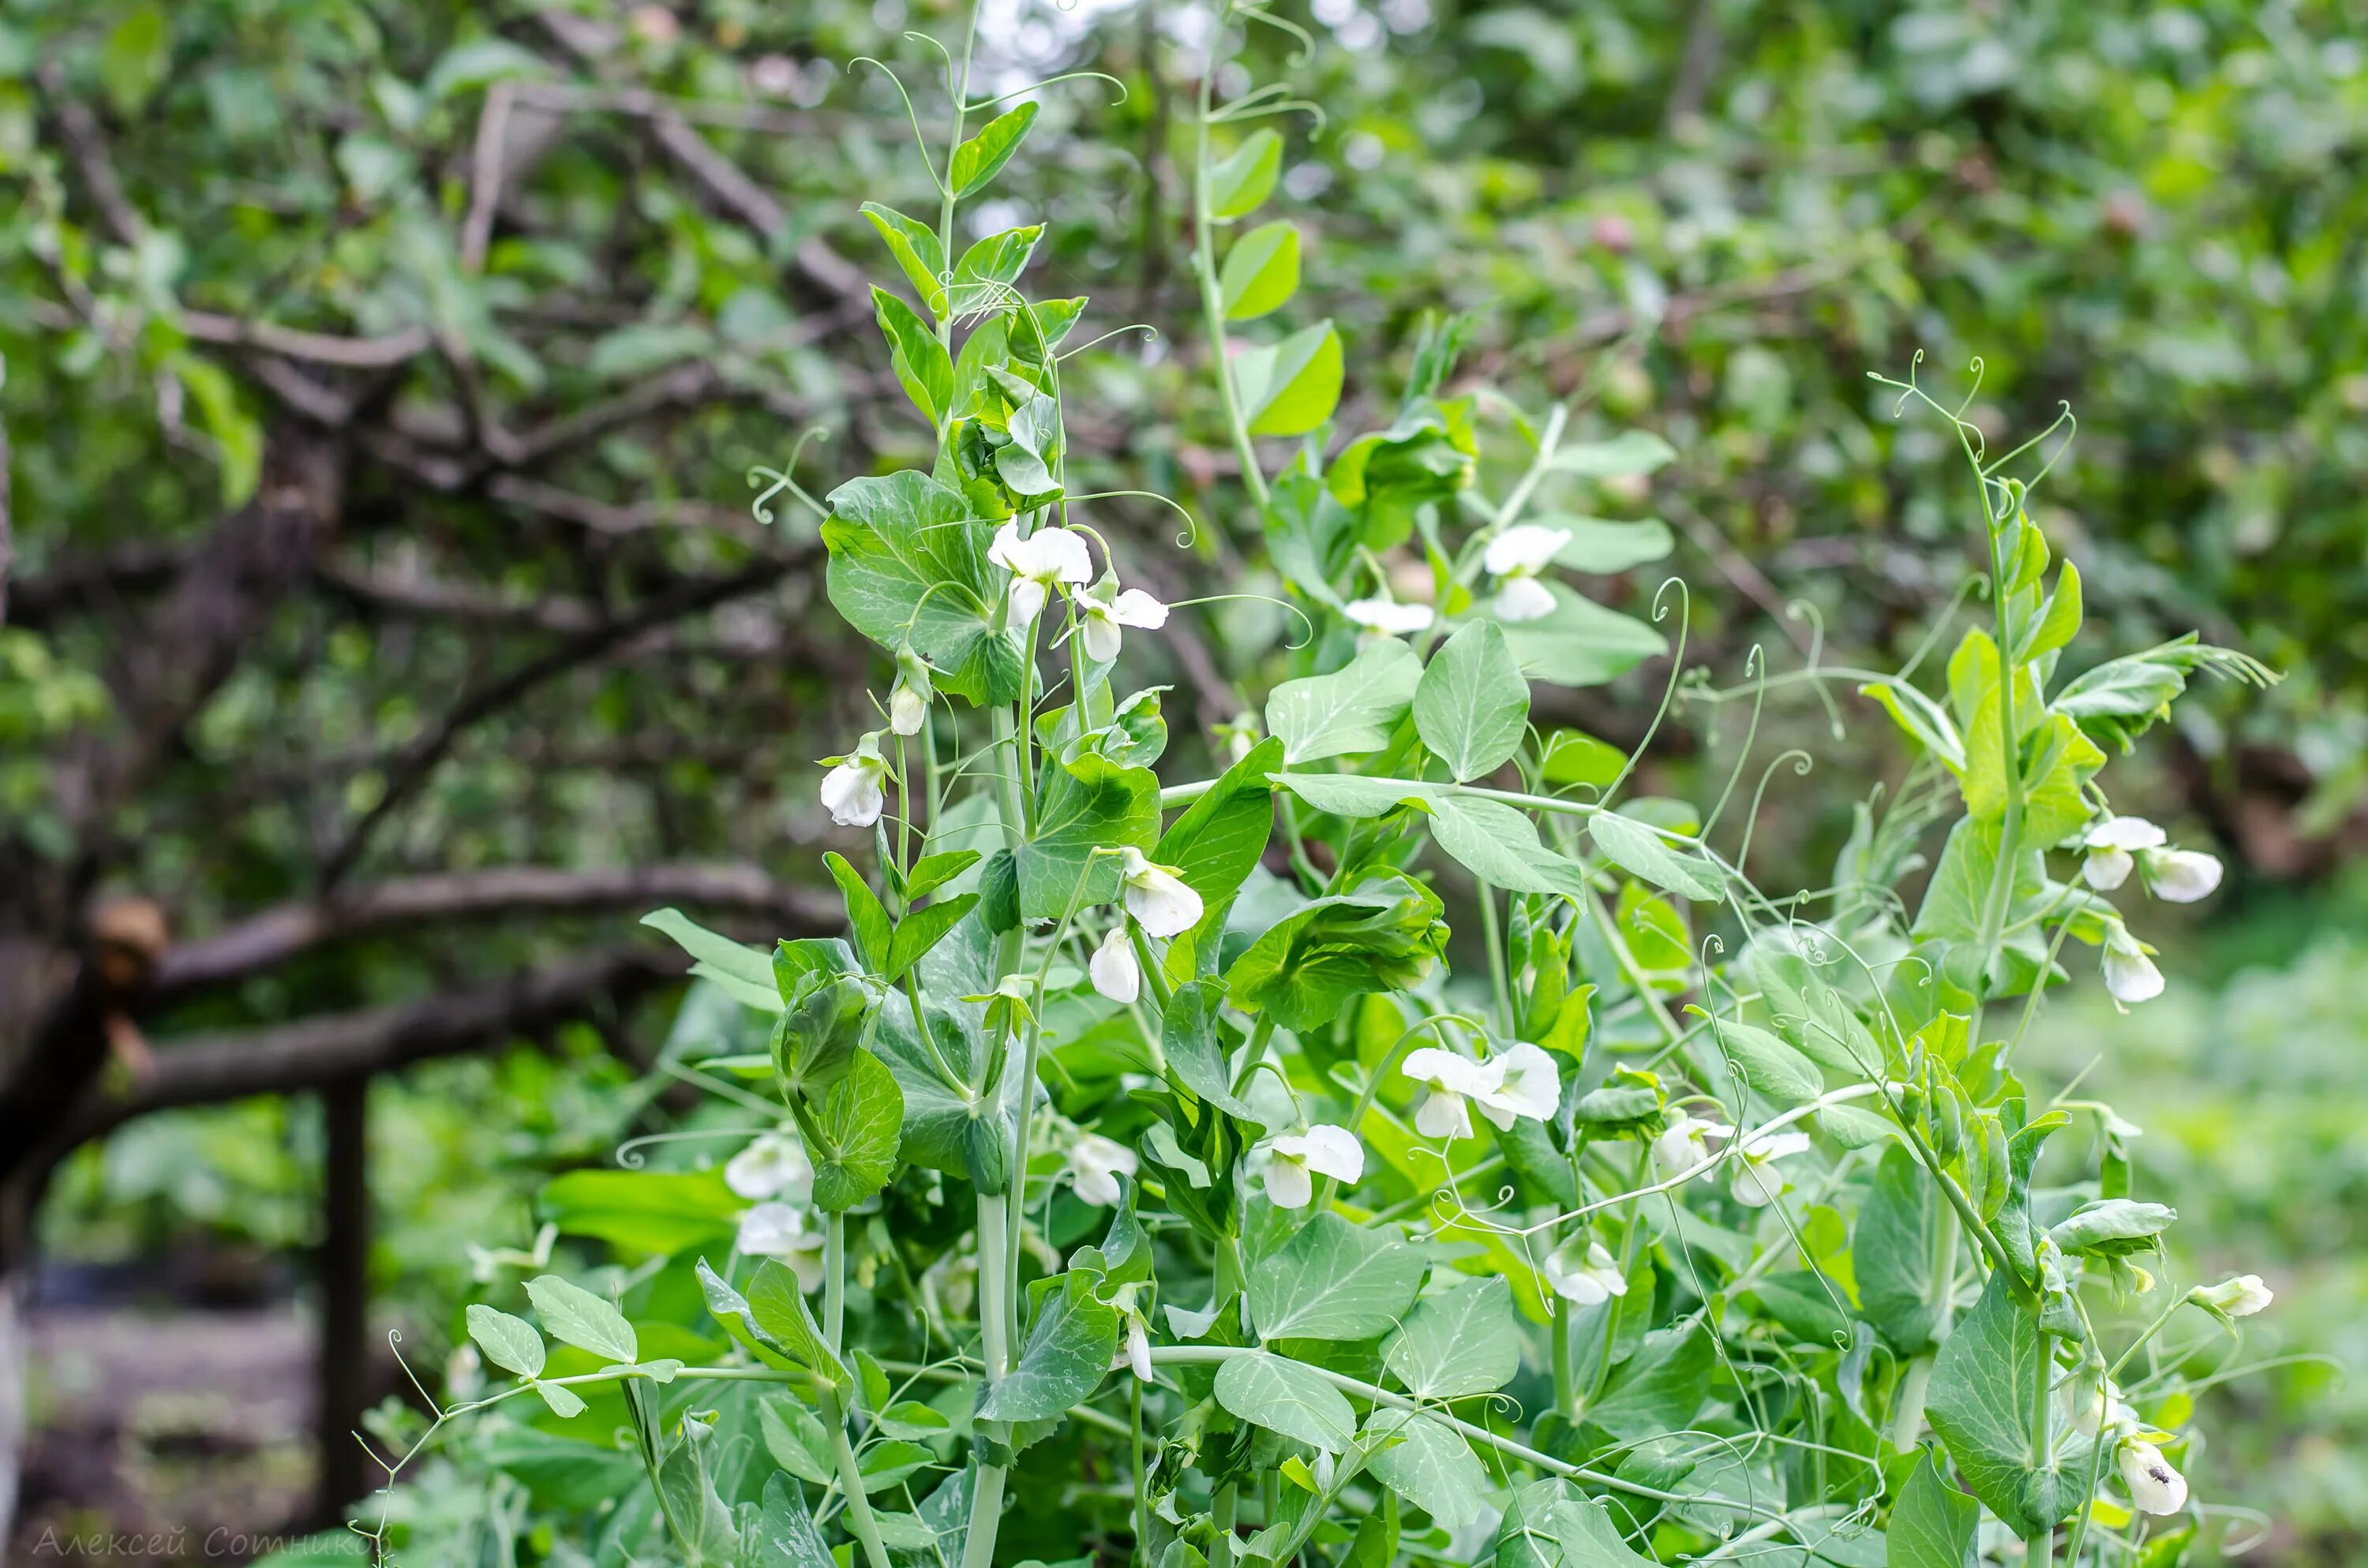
left=151, top=862, right=837, bottom=1000
left=318, top=557, right=796, bottom=887
left=60, top=946, right=690, bottom=1149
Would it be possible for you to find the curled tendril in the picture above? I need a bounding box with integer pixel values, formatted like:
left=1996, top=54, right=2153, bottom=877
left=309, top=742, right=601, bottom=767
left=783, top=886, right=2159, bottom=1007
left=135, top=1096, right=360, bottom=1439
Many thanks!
left=1163, top=590, right=1316, bottom=649
left=615, top=1126, right=764, bottom=1170
left=851, top=58, right=949, bottom=197
left=1067, top=487, right=1202, bottom=548
left=966, top=69, right=1130, bottom=113
left=1060, top=322, right=1160, bottom=361
left=747, top=427, right=832, bottom=525
left=1733, top=750, right=1813, bottom=877
left=1231, top=3, right=1319, bottom=67
left=1598, top=576, right=1691, bottom=807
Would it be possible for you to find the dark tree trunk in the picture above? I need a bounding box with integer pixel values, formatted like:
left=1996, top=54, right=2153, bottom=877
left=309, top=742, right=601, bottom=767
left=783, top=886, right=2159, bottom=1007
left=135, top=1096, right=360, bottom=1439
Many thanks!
left=314, top=1073, right=373, bottom=1524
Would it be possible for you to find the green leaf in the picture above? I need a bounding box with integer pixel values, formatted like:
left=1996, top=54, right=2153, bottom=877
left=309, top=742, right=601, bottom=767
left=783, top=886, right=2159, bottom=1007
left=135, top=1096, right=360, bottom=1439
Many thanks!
left=1018, top=758, right=1160, bottom=919
left=950, top=226, right=1045, bottom=319
left=1860, top=680, right=1968, bottom=773
left=642, top=909, right=777, bottom=1005
left=1707, top=1015, right=1823, bottom=1105
left=905, top=851, right=983, bottom=903
left=1163, top=981, right=1259, bottom=1120
left=541, top=1169, right=741, bottom=1255
left=100, top=3, right=171, bottom=115
left=822, top=470, right=1018, bottom=705
left=875, top=286, right=955, bottom=428
left=586, top=321, right=713, bottom=382
left=1855, top=1144, right=1943, bottom=1353
left=887, top=894, right=980, bottom=983
left=2049, top=1199, right=2175, bottom=1257
left=1220, top=222, right=1302, bottom=321
left=1156, top=736, right=1281, bottom=906
left=758, top=1400, right=837, bottom=1488
left=1422, top=796, right=1592, bottom=899
left=701, top=1259, right=836, bottom=1378
left=824, top=851, right=893, bottom=972
left=977, top=1280, right=1119, bottom=1422
left=2022, top=561, right=2082, bottom=661
left=1586, top=1319, right=1712, bottom=1441
left=1928, top=1271, right=2074, bottom=1535
left=747, top=1474, right=837, bottom=1568
left=1266, top=638, right=1422, bottom=764
left=860, top=203, right=950, bottom=315
left=534, top=1381, right=587, bottom=1420
left=950, top=102, right=1040, bottom=196
left=466, top=1304, right=545, bottom=1379
left=525, top=1274, right=638, bottom=1365
left=800, top=1048, right=904, bottom=1211
left=1545, top=515, right=1676, bottom=574
left=424, top=36, right=548, bottom=100
left=1588, top=810, right=1724, bottom=902
left=1887, top=1450, right=1978, bottom=1568
left=859, top=1439, right=939, bottom=1492
left=1249, top=1212, right=1428, bottom=1342
left=1213, top=1350, right=1358, bottom=1454
left=1272, top=771, right=1436, bottom=819
left=656, top=1416, right=739, bottom=1567
left=1223, top=874, right=1448, bottom=1033
left=1546, top=431, right=1676, bottom=478
left=1208, top=129, right=1283, bottom=219
left=1235, top=321, right=1344, bottom=437
left=1493, top=584, right=1667, bottom=687
left=1415, top=620, right=1530, bottom=782
left=869, top=989, right=1002, bottom=1188
left=1382, top=1277, right=1521, bottom=1399
left=1363, top=1409, right=1487, bottom=1529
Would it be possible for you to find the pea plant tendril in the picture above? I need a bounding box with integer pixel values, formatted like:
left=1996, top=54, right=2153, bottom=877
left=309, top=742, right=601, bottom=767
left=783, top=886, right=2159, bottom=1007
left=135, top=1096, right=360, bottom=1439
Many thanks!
left=350, top=10, right=2286, bottom=1568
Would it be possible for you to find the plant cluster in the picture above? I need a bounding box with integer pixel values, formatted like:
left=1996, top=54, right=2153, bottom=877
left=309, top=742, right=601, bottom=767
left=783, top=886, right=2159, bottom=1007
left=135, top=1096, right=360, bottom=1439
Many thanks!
left=349, top=9, right=2284, bottom=1568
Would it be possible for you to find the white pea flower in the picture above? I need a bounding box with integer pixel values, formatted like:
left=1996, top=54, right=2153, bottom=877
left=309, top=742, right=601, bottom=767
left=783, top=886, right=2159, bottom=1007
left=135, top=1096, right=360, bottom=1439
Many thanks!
left=2101, top=928, right=2164, bottom=1005
left=1089, top=924, right=1141, bottom=1004
left=2143, top=847, right=2223, bottom=903
left=1343, top=596, right=1435, bottom=638
left=1544, top=1238, right=1629, bottom=1306
left=1730, top=1127, right=1812, bottom=1208
left=737, top=1202, right=828, bottom=1292
left=1258, top=1125, right=1366, bottom=1209
left=1111, top=1313, right=1154, bottom=1380
left=1067, top=1131, right=1138, bottom=1207
left=725, top=1131, right=815, bottom=1203
left=1400, top=1047, right=1506, bottom=1140
left=1651, top=1110, right=1734, bottom=1180
left=819, top=732, right=892, bottom=827
left=2193, top=1274, right=2273, bottom=1318
left=2064, top=1376, right=2137, bottom=1439
left=2080, top=816, right=2166, bottom=892
left=1076, top=585, right=1169, bottom=663
left=1482, top=524, right=1571, bottom=623
left=888, top=650, right=932, bottom=736
left=1474, top=1041, right=1562, bottom=1129
left=1117, top=848, right=1203, bottom=937
left=989, top=522, right=1093, bottom=623
left=2118, top=1437, right=2189, bottom=1515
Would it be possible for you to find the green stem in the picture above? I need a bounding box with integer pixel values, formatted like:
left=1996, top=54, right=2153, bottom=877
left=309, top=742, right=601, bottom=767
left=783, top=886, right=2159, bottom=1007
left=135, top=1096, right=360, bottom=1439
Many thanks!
left=1550, top=1295, right=1576, bottom=1421
left=1477, top=879, right=1513, bottom=1035
left=819, top=1379, right=896, bottom=1568
left=1190, top=20, right=1267, bottom=511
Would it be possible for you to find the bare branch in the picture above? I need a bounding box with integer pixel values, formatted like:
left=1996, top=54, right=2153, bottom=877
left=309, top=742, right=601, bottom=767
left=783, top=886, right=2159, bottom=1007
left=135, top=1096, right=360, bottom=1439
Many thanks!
left=61, top=946, right=690, bottom=1147
left=318, top=558, right=798, bottom=887
left=461, top=80, right=519, bottom=274
left=311, top=559, right=606, bottom=633
left=487, top=475, right=770, bottom=541
left=179, top=313, right=433, bottom=370
left=152, top=862, right=836, bottom=1000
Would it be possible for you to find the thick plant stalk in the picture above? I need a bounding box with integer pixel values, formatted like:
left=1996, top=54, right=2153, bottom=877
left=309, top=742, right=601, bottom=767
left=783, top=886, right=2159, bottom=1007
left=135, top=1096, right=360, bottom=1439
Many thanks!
left=823, top=1211, right=896, bottom=1568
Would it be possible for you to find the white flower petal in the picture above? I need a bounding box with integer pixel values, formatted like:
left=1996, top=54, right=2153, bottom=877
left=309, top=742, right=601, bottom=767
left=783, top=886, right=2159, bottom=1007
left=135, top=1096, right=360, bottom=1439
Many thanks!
left=1477, top=1042, right=1562, bottom=1125
left=1089, top=926, right=1141, bottom=1004
left=1128, top=1317, right=1154, bottom=1381
left=1122, top=859, right=1204, bottom=937
left=2082, top=847, right=2135, bottom=891
left=1413, top=1088, right=1474, bottom=1140
left=1343, top=597, right=1434, bottom=635
left=1296, top=1124, right=1366, bottom=1184
left=725, top=1133, right=815, bottom=1202
left=1482, top=524, right=1572, bottom=578
left=736, top=1201, right=807, bottom=1258
left=2143, top=848, right=2222, bottom=903
left=1111, top=588, right=1169, bottom=629
left=1068, top=1132, right=1138, bottom=1207
left=1007, top=574, right=1050, bottom=625
left=890, top=682, right=928, bottom=736
left=1263, top=1153, right=1315, bottom=1209
left=820, top=758, right=886, bottom=826
left=1402, top=1047, right=1504, bottom=1099
left=2085, top=816, right=2168, bottom=852
left=2118, top=1439, right=2189, bottom=1515
left=1493, top=575, right=1558, bottom=623
left=2102, top=936, right=2164, bottom=1005
left=1080, top=612, right=1124, bottom=664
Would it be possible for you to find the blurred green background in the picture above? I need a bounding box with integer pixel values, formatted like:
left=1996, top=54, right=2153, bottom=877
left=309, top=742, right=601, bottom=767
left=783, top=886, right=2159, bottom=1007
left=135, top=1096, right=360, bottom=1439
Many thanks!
left=2, top=0, right=2362, bottom=1561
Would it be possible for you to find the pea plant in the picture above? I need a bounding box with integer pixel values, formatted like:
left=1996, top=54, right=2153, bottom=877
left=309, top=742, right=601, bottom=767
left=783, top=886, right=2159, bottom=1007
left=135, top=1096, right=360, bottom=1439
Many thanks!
left=367, top=7, right=2284, bottom=1568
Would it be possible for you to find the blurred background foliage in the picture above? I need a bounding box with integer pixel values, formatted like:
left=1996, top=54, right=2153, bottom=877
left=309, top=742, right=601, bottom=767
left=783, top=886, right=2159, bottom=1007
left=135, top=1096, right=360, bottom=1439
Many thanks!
left=3, top=0, right=2363, bottom=1560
